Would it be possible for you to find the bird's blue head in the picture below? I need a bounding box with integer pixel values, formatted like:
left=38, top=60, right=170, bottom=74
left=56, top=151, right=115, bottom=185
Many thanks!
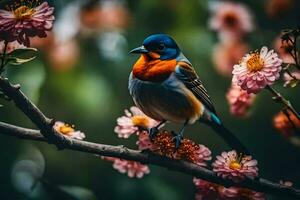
left=130, top=34, right=180, bottom=60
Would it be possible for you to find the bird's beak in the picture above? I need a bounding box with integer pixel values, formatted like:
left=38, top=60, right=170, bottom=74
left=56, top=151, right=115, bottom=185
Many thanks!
left=129, top=46, right=149, bottom=54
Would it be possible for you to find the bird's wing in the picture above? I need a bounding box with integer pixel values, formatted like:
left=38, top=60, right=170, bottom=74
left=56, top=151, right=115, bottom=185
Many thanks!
left=175, top=61, right=216, bottom=114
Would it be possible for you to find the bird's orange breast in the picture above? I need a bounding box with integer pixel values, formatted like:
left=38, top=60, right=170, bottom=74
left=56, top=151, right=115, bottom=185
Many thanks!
left=132, top=54, right=177, bottom=82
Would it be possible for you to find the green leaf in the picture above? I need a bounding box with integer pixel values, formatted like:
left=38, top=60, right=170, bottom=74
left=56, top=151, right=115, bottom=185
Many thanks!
left=6, top=48, right=38, bottom=65
left=8, top=47, right=37, bottom=58
left=6, top=56, right=37, bottom=65
left=285, top=79, right=299, bottom=88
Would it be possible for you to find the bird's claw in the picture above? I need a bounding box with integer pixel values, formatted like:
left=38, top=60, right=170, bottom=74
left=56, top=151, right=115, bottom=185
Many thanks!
left=172, top=134, right=183, bottom=150
left=149, top=127, right=159, bottom=140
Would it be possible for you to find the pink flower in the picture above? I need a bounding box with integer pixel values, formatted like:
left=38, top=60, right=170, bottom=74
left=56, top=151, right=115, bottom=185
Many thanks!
left=193, top=178, right=239, bottom=200
left=232, top=46, right=282, bottom=94
left=0, top=40, right=25, bottom=53
left=193, top=178, right=221, bottom=200
left=237, top=189, right=265, bottom=200
left=193, top=178, right=265, bottom=200
left=53, top=121, right=85, bottom=140
left=171, top=139, right=212, bottom=166
left=219, top=187, right=239, bottom=199
left=226, top=83, right=256, bottom=117
left=191, top=144, right=212, bottom=167
left=102, top=157, right=150, bottom=178
left=209, top=1, right=254, bottom=42
left=114, top=106, right=163, bottom=138
left=136, top=131, right=157, bottom=151
left=0, top=1, right=55, bottom=46
left=213, top=42, right=249, bottom=77
left=212, top=150, right=258, bottom=182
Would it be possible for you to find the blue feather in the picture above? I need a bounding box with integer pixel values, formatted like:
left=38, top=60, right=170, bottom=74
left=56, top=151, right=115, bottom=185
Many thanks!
left=142, top=34, right=180, bottom=60
left=211, top=112, right=222, bottom=125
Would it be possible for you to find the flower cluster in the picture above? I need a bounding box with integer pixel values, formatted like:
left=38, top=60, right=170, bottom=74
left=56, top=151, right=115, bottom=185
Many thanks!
left=102, top=157, right=149, bottom=178
left=212, top=150, right=258, bottom=182
left=53, top=121, right=85, bottom=140
left=150, top=131, right=212, bottom=166
left=150, top=131, right=176, bottom=157
left=226, top=83, right=256, bottom=117
left=136, top=131, right=158, bottom=151
left=112, top=106, right=261, bottom=186
left=173, top=138, right=212, bottom=167
left=232, top=46, right=282, bottom=94
left=0, top=1, right=55, bottom=46
left=193, top=178, right=265, bottom=200
left=108, top=106, right=213, bottom=178
left=103, top=106, right=161, bottom=178
left=209, top=1, right=259, bottom=118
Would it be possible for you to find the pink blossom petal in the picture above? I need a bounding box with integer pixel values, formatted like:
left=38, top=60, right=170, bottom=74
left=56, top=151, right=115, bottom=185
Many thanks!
left=232, top=46, right=282, bottom=94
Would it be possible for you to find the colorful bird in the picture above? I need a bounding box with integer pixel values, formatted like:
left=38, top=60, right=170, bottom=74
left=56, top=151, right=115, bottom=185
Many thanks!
left=129, top=34, right=249, bottom=154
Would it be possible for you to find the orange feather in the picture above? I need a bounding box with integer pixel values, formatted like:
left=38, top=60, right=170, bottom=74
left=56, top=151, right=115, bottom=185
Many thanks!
left=133, top=54, right=177, bottom=82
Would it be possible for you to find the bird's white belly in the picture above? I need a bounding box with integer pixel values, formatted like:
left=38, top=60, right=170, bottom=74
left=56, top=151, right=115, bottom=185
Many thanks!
left=128, top=73, right=204, bottom=124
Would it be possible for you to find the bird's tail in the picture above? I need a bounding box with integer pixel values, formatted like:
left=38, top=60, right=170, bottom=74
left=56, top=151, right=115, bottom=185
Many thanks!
left=200, top=113, right=250, bottom=155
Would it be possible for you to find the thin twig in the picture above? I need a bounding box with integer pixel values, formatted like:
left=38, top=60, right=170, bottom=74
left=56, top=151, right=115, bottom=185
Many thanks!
left=266, top=85, right=300, bottom=121
left=0, top=122, right=299, bottom=199
left=286, top=34, right=300, bottom=70
left=286, top=69, right=298, bottom=81
left=283, top=63, right=299, bottom=81
left=293, top=36, right=299, bottom=67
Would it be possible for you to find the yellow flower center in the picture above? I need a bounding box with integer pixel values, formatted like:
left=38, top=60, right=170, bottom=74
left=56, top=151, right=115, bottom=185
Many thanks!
left=14, top=6, right=35, bottom=19
left=131, top=115, right=149, bottom=128
left=59, top=125, right=75, bottom=136
left=246, top=53, right=264, bottom=72
left=229, top=161, right=242, bottom=170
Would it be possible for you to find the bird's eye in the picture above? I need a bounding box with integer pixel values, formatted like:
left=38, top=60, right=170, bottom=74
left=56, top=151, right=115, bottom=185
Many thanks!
left=158, top=44, right=165, bottom=51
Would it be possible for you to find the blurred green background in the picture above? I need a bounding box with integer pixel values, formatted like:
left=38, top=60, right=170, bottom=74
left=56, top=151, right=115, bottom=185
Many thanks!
left=1, top=0, right=300, bottom=199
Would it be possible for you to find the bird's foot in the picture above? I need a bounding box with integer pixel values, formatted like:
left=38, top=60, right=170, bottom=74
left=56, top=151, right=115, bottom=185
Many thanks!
left=149, top=127, right=159, bottom=140
left=172, top=133, right=183, bottom=150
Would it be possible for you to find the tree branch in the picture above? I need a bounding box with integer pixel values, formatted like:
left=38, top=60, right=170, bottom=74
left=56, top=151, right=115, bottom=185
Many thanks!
left=0, top=122, right=299, bottom=199
left=266, top=85, right=300, bottom=121
left=0, top=76, right=69, bottom=148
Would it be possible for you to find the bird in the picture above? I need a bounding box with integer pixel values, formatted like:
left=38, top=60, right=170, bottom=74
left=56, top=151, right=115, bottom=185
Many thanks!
left=128, top=34, right=249, bottom=154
